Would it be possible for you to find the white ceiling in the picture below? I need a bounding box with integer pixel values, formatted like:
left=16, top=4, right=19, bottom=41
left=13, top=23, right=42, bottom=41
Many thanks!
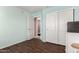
left=19, top=6, right=47, bottom=12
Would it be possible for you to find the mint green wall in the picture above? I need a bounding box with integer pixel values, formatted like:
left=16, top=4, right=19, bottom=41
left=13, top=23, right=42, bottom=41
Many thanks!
left=0, top=7, right=30, bottom=48
left=32, top=6, right=79, bottom=41
left=73, top=6, right=79, bottom=21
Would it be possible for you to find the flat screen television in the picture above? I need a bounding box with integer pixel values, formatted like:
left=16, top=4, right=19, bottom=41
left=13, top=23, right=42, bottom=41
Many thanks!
left=67, top=21, right=79, bottom=33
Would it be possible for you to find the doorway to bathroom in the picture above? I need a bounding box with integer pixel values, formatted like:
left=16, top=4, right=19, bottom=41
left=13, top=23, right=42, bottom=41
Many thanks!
left=34, top=17, right=41, bottom=38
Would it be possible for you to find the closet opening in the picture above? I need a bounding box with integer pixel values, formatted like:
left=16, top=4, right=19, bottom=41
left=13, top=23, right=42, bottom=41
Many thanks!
left=34, top=17, right=41, bottom=38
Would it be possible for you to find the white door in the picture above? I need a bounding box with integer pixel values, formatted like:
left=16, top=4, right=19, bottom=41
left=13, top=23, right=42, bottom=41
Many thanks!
left=27, top=14, right=34, bottom=40
left=58, top=8, right=73, bottom=45
left=46, top=12, right=58, bottom=44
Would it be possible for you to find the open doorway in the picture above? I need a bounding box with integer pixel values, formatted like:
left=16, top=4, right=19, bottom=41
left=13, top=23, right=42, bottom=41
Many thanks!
left=34, top=17, right=41, bottom=38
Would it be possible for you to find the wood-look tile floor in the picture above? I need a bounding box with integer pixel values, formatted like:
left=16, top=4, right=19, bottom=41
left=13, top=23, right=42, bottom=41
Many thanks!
left=0, top=38, right=65, bottom=53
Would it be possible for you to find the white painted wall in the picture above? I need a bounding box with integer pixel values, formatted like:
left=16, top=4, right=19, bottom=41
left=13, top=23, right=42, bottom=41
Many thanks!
left=0, top=7, right=31, bottom=49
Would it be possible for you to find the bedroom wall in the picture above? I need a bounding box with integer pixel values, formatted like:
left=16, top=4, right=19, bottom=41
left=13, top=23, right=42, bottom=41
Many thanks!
left=0, top=7, right=31, bottom=48
left=32, top=6, right=72, bottom=42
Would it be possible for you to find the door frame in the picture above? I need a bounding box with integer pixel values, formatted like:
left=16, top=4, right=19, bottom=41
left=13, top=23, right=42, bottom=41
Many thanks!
left=34, top=16, right=41, bottom=38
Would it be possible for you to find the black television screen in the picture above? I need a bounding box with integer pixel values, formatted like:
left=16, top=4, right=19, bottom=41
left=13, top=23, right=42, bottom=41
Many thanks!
left=67, top=22, right=79, bottom=33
